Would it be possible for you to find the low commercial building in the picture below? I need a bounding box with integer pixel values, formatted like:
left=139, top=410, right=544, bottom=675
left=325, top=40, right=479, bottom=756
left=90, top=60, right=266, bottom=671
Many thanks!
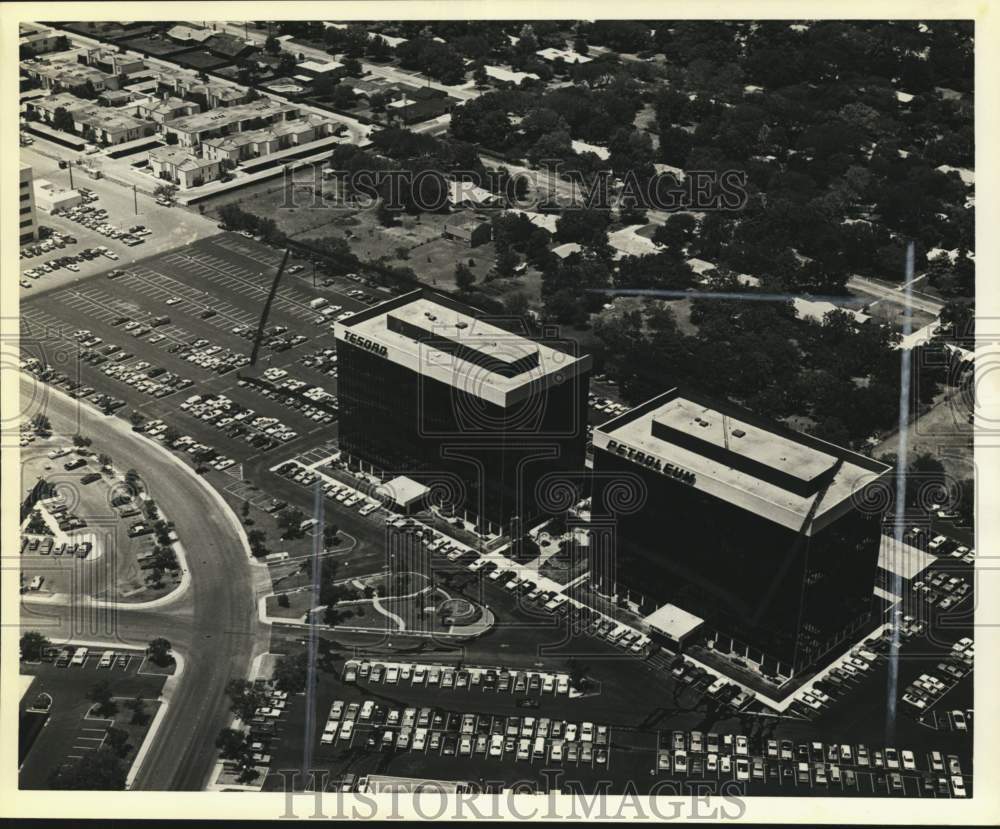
left=19, top=164, right=38, bottom=244
left=643, top=603, right=705, bottom=651
left=335, top=289, right=592, bottom=532
left=33, top=178, right=83, bottom=213
left=148, top=146, right=224, bottom=189
left=591, top=388, right=890, bottom=680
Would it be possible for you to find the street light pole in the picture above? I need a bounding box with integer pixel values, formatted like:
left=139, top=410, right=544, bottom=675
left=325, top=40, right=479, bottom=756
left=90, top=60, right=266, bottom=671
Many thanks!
left=133, top=183, right=138, bottom=215
left=67, top=160, right=74, bottom=190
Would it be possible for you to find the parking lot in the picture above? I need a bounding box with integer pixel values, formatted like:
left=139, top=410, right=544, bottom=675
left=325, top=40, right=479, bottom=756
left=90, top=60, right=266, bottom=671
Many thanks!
left=19, top=143, right=220, bottom=295
left=19, top=233, right=383, bottom=479
left=19, top=646, right=167, bottom=789
left=19, top=434, right=183, bottom=601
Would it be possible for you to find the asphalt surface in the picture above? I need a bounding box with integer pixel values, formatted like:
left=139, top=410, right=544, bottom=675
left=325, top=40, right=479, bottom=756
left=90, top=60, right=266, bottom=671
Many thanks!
left=19, top=374, right=272, bottom=790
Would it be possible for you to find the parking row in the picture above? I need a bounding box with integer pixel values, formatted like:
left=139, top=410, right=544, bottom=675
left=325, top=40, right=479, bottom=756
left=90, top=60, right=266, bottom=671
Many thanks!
left=344, top=659, right=574, bottom=696
left=320, top=699, right=612, bottom=767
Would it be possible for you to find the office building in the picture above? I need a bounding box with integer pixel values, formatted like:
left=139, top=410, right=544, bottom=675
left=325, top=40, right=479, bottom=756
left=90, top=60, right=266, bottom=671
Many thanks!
left=591, top=388, right=890, bottom=679
left=335, top=289, right=591, bottom=531
left=19, top=164, right=38, bottom=244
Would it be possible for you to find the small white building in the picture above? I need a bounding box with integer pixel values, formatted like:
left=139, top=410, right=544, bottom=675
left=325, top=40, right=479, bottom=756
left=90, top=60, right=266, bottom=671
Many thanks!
left=33, top=179, right=83, bottom=213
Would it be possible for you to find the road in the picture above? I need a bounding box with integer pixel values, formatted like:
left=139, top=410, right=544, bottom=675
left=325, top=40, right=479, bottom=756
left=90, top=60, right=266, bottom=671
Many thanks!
left=19, top=374, right=272, bottom=790
left=847, top=275, right=945, bottom=316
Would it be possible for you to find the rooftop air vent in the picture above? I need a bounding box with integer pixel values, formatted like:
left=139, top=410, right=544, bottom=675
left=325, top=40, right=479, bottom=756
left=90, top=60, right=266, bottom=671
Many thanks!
left=732, top=429, right=746, bottom=438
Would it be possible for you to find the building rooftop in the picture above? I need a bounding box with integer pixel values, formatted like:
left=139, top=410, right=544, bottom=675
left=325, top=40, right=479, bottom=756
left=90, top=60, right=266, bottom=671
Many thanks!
left=643, top=603, right=704, bottom=639
left=298, top=59, right=344, bottom=73
left=877, top=534, right=936, bottom=582
left=595, top=388, right=889, bottom=532
left=337, top=289, right=591, bottom=406
left=164, top=99, right=296, bottom=134
left=376, top=475, right=429, bottom=508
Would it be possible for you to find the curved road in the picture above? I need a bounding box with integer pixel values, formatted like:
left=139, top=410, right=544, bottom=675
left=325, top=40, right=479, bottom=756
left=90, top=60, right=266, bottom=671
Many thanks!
left=19, top=375, right=272, bottom=790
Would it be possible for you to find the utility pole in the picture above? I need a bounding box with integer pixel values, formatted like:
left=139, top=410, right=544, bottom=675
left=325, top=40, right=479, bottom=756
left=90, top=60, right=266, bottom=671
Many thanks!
left=67, top=160, right=74, bottom=189
left=133, top=183, right=138, bottom=215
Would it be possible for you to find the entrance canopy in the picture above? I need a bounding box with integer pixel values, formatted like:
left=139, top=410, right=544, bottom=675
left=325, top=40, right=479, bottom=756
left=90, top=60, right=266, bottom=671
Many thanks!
left=644, top=603, right=704, bottom=642
left=376, top=476, right=429, bottom=509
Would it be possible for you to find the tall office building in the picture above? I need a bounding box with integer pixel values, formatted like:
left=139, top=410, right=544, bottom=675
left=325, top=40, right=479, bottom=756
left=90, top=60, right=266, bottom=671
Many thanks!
left=19, top=164, right=38, bottom=244
left=335, top=289, right=591, bottom=532
left=591, top=388, right=890, bottom=679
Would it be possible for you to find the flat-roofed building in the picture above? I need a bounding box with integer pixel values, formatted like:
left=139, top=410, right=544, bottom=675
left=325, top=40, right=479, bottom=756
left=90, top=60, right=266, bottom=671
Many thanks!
left=20, top=53, right=119, bottom=93
left=335, top=289, right=592, bottom=531
left=19, top=24, right=67, bottom=56
left=200, top=113, right=333, bottom=165
left=135, top=94, right=201, bottom=124
left=33, top=178, right=83, bottom=213
left=19, top=164, right=39, bottom=244
left=591, top=387, right=890, bottom=679
left=162, top=99, right=301, bottom=147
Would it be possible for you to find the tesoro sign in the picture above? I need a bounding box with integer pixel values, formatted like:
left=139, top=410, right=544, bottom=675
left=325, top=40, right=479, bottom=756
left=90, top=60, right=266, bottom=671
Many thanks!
left=344, top=331, right=388, bottom=357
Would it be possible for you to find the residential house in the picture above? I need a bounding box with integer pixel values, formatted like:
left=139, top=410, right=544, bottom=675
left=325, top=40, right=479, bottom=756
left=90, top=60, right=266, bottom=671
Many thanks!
left=135, top=95, right=202, bottom=125
left=19, top=24, right=67, bottom=56
left=444, top=215, right=492, bottom=247
left=148, top=145, right=224, bottom=189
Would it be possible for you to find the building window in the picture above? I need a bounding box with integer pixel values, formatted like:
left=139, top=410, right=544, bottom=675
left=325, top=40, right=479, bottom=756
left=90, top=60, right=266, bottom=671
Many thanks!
left=20, top=206, right=32, bottom=215
left=20, top=219, right=35, bottom=228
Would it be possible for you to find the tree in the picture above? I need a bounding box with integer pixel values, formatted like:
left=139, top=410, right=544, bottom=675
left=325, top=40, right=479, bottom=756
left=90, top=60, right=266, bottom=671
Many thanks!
left=124, top=468, right=141, bottom=492
left=31, top=413, right=51, bottom=436
left=247, top=529, right=267, bottom=556
left=225, top=678, right=267, bottom=724
left=105, top=726, right=130, bottom=758
left=505, top=292, right=530, bottom=317
left=567, top=658, right=591, bottom=692
left=323, top=523, right=340, bottom=548
left=52, top=106, right=75, bottom=133
left=273, top=651, right=311, bottom=694
left=47, top=748, right=127, bottom=790
left=154, top=183, right=177, bottom=202
left=125, top=694, right=148, bottom=725
left=73, top=434, right=92, bottom=448
left=496, top=247, right=519, bottom=278
left=264, top=34, right=281, bottom=55
left=241, top=500, right=251, bottom=521
left=87, top=679, right=118, bottom=717
left=455, top=262, right=475, bottom=291
left=98, top=453, right=113, bottom=471
left=216, top=727, right=249, bottom=761
left=20, top=631, right=50, bottom=661
left=146, top=637, right=172, bottom=666
left=473, top=62, right=489, bottom=88
left=129, top=411, right=146, bottom=430
left=277, top=507, right=305, bottom=539
left=330, top=83, right=356, bottom=109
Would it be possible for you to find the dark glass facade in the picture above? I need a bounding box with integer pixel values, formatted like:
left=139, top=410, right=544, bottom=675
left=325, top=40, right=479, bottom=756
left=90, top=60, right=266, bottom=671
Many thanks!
left=337, top=339, right=589, bottom=530
left=591, top=440, right=885, bottom=677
